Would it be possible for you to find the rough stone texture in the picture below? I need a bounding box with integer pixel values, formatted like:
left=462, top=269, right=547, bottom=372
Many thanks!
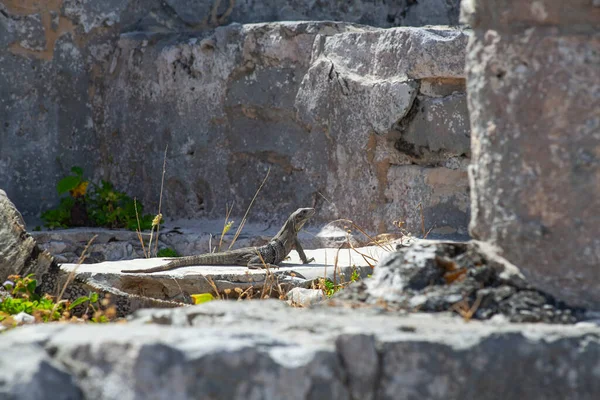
left=1, top=0, right=470, bottom=236
left=295, top=26, right=470, bottom=234
left=2, top=301, right=600, bottom=400
left=333, top=240, right=584, bottom=324
left=286, top=287, right=325, bottom=306
left=0, top=342, right=83, bottom=400
left=0, top=189, right=56, bottom=282
left=462, top=1, right=600, bottom=308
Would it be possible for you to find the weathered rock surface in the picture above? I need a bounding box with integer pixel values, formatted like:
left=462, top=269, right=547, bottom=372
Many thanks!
left=296, top=26, right=470, bottom=234
left=333, top=240, right=584, bottom=324
left=2, top=300, right=600, bottom=400
left=96, top=22, right=470, bottom=234
left=286, top=287, right=325, bottom=307
left=1, top=2, right=471, bottom=236
left=462, top=1, right=600, bottom=308
left=0, top=189, right=57, bottom=283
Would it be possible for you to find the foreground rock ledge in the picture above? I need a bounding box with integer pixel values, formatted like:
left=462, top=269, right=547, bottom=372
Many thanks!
left=2, top=301, right=600, bottom=400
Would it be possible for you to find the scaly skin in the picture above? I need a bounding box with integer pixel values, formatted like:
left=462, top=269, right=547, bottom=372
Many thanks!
left=122, top=208, right=315, bottom=273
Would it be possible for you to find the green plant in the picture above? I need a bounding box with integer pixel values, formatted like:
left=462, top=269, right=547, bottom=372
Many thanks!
left=87, top=180, right=153, bottom=230
left=41, top=196, right=75, bottom=229
left=157, top=248, right=179, bottom=258
left=316, top=268, right=363, bottom=298
left=0, top=274, right=115, bottom=329
left=320, top=278, right=338, bottom=297
left=41, top=167, right=154, bottom=231
left=0, top=275, right=61, bottom=322
left=67, top=292, right=110, bottom=323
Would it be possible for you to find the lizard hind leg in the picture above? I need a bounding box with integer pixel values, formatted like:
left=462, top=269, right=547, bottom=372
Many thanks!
left=247, top=263, right=280, bottom=270
left=246, top=255, right=279, bottom=270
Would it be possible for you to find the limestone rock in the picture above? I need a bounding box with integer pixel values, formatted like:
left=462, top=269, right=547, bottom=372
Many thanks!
left=0, top=341, right=83, bottom=400
left=287, top=287, right=325, bottom=307
left=2, top=301, right=600, bottom=399
left=295, top=26, right=471, bottom=234
left=2, top=9, right=471, bottom=236
left=335, top=240, right=583, bottom=324
left=0, top=189, right=56, bottom=281
left=463, top=0, right=600, bottom=308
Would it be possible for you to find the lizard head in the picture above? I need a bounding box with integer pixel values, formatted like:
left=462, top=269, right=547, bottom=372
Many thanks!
left=290, top=207, right=315, bottom=232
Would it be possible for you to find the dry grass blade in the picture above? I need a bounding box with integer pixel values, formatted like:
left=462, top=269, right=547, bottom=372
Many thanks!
left=333, top=243, right=345, bottom=286
left=202, top=275, right=222, bottom=299
left=218, top=0, right=235, bottom=24
left=218, top=202, right=234, bottom=252
left=236, top=286, right=254, bottom=300
left=254, top=249, right=275, bottom=299
left=345, top=239, right=378, bottom=268
left=133, top=198, right=148, bottom=258
left=451, top=293, right=483, bottom=322
left=153, top=144, right=168, bottom=257
left=419, top=202, right=425, bottom=238
left=326, top=219, right=395, bottom=253
left=316, top=190, right=333, bottom=205
left=423, top=226, right=434, bottom=240
left=210, top=0, right=222, bottom=24
left=53, top=234, right=98, bottom=315
left=229, top=166, right=271, bottom=250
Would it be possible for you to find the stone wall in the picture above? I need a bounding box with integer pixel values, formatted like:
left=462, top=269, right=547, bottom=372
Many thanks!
left=0, top=1, right=469, bottom=235
left=463, top=0, right=600, bottom=308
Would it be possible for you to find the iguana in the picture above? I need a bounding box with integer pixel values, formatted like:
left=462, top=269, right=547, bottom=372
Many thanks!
left=122, top=208, right=316, bottom=273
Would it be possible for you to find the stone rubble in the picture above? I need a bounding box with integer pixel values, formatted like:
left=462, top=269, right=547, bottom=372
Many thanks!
left=286, top=287, right=325, bottom=307
left=331, top=240, right=585, bottom=324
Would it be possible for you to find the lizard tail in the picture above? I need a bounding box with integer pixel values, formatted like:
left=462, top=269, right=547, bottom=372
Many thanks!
left=121, top=258, right=190, bottom=274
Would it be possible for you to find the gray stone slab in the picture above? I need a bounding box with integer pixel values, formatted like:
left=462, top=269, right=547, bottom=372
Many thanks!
left=2, top=300, right=600, bottom=399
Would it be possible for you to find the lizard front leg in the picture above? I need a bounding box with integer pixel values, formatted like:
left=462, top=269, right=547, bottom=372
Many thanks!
left=295, top=238, right=315, bottom=264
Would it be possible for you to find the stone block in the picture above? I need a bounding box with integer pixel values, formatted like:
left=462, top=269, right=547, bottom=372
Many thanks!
left=1, top=3, right=470, bottom=236
left=463, top=0, right=600, bottom=308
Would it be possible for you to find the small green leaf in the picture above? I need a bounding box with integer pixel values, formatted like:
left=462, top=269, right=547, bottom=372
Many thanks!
left=91, top=315, right=109, bottom=323
left=157, top=248, right=179, bottom=258
left=89, top=292, right=99, bottom=303
left=68, top=296, right=89, bottom=310
left=71, top=166, right=84, bottom=176
left=26, top=279, right=37, bottom=294
left=57, top=175, right=81, bottom=194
